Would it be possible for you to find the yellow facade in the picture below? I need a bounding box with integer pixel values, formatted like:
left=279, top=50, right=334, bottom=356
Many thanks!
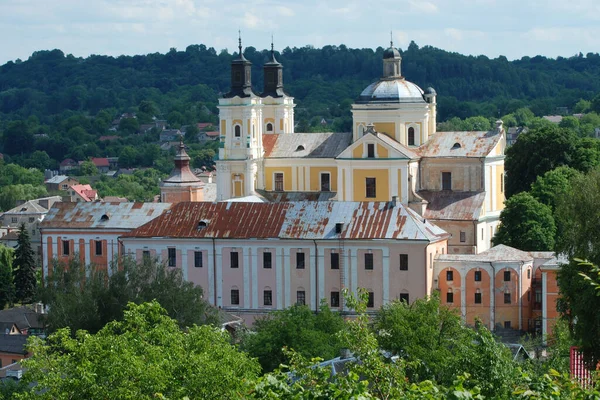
left=495, top=165, right=505, bottom=212
left=264, top=166, right=293, bottom=191
left=373, top=122, right=396, bottom=140
left=352, top=169, right=389, bottom=201
left=397, top=169, right=403, bottom=199
left=232, top=119, right=242, bottom=126
left=233, top=173, right=245, bottom=197
left=377, top=144, right=389, bottom=158
left=220, top=120, right=226, bottom=134
left=352, top=145, right=363, bottom=158
left=309, top=167, right=338, bottom=191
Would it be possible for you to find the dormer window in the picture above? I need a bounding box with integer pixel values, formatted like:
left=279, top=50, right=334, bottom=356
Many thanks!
left=367, top=143, right=375, bottom=158
left=296, top=145, right=305, bottom=151
left=451, top=142, right=461, bottom=150
left=100, top=214, right=110, bottom=222
left=198, top=220, right=208, bottom=229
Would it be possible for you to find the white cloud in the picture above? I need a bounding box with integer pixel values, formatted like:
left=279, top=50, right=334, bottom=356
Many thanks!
left=276, top=6, right=295, bottom=17
left=408, top=0, right=438, bottom=14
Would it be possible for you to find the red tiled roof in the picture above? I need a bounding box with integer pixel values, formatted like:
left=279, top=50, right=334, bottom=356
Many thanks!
left=205, top=131, right=220, bottom=137
left=91, top=157, right=110, bottom=167
left=262, top=134, right=278, bottom=157
left=70, top=184, right=97, bottom=202
left=60, top=158, right=77, bottom=167
left=197, top=122, right=212, bottom=130
left=99, top=136, right=119, bottom=141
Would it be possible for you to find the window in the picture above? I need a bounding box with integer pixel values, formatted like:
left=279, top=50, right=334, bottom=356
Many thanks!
left=296, top=290, right=306, bottom=305
left=446, top=290, right=454, bottom=304
left=266, top=122, right=273, bottom=132
left=231, top=289, right=240, bottom=305
left=61, top=184, right=68, bottom=190
left=274, top=172, right=284, bottom=192
left=408, top=127, right=415, bottom=146
left=504, top=292, right=511, bottom=304
left=504, top=321, right=511, bottom=329
left=399, top=293, right=409, bottom=303
left=231, top=251, right=239, bottom=268
left=194, top=251, right=203, bottom=268
left=331, top=291, right=340, bottom=307
left=535, top=289, right=542, bottom=304
left=264, top=290, right=272, bottom=306
left=28, top=217, right=35, bottom=223
left=234, top=125, right=241, bottom=138
left=62, top=240, right=70, bottom=256
left=168, top=248, right=176, bottom=267
left=500, top=173, right=504, bottom=193
left=442, top=172, right=452, bottom=190
left=474, top=290, right=482, bottom=304
left=320, top=173, right=331, bottom=192
left=504, top=270, right=511, bottom=282
left=367, top=292, right=375, bottom=308
left=364, top=253, right=374, bottom=270
left=446, top=270, right=453, bottom=281
left=95, top=240, right=102, bottom=256
left=474, top=270, right=482, bottom=282
left=143, top=250, right=150, bottom=261
left=367, top=143, right=375, bottom=158
left=11, top=217, right=17, bottom=224
left=527, top=269, right=531, bottom=279
left=263, top=252, right=272, bottom=269
left=330, top=252, right=339, bottom=269
left=460, top=231, right=466, bottom=243
left=399, top=254, right=408, bottom=271
left=296, top=252, right=305, bottom=269
left=366, top=178, right=376, bottom=198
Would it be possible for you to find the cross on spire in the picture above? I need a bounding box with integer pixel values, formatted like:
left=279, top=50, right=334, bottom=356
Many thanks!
left=390, top=31, right=393, bottom=47
left=238, top=30, right=242, bottom=55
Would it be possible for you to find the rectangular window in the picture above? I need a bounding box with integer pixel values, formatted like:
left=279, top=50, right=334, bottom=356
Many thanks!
left=296, top=252, right=305, bottom=269
left=442, top=172, right=452, bottom=190
left=535, top=289, right=542, bottom=303
left=11, top=217, right=17, bottom=224
left=331, top=291, right=340, bottom=307
left=263, top=252, right=272, bottom=269
left=500, top=174, right=504, bottom=193
left=194, top=251, right=203, bottom=268
left=364, top=253, right=374, bottom=270
left=446, top=270, right=453, bottom=281
left=504, top=292, right=511, bottom=304
left=320, top=173, right=331, bottom=192
left=264, top=290, right=272, bottom=306
left=231, top=251, right=239, bottom=268
left=367, top=292, right=375, bottom=308
left=28, top=217, right=35, bottom=223
left=274, top=173, right=284, bottom=192
left=399, top=254, right=408, bottom=271
left=399, top=293, right=409, bottom=304
left=504, top=270, right=511, bottom=282
left=504, top=320, right=511, bottom=329
left=474, top=270, right=482, bottom=282
left=62, top=240, right=70, bottom=256
left=330, top=252, right=339, bottom=269
left=296, top=290, right=306, bottom=305
left=143, top=250, right=150, bottom=261
left=474, top=292, right=482, bottom=304
left=527, top=269, right=531, bottom=279
left=446, top=291, right=454, bottom=303
left=365, top=177, right=376, bottom=198
left=367, top=143, right=375, bottom=158
left=168, top=248, right=176, bottom=267
left=231, top=289, right=239, bottom=305
left=95, top=240, right=102, bottom=256
left=459, top=231, right=466, bottom=243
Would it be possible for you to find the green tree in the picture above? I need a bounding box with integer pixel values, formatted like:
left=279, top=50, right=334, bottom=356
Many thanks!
left=493, top=192, right=556, bottom=251
left=573, top=99, right=591, bottom=114
left=241, top=301, right=345, bottom=372
left=0, top=184, right=47, bottom=211
left=0, top=245, right=14, bottom=309
left=118, top=117, right=139, bottom=135
left=78, top=160, right=98, bottom=176
left=530, top=166, right=580, bottom=211
left=2, top=120, right=34, bottom=155
left=17, top=301, right=260, bottom=400
left=12, top=224, right=37, bottom=304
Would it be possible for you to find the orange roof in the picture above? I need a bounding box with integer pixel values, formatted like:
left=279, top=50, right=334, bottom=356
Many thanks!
left=70, top=184, right=98, bottom=202
left=91, top=157, right=110, bottom=167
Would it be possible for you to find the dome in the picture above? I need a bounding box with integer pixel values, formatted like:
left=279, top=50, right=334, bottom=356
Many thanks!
left=424, top=87, right=437, bottom=95
left=356, top=78, right=425, bottom=104
left=383, top=45, right=401, bottom=59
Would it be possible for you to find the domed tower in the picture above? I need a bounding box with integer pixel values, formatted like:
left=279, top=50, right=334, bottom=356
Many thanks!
left=351, top=40, right=436, bottom=146
left=216, top=34, right=264, bottom=200
left=160, top=141, right=204, bottom=203
left=260, top=40, right=295, bottom=134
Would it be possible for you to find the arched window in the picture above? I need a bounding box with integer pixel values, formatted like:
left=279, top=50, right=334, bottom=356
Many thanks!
left=266, top=123, right=273, bottom=132
left=234, top=125, right=241, bottom=138
left=408, top=127, right=415, bottom=146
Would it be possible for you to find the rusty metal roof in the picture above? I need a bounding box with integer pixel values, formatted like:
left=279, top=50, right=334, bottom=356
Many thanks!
left=257, top=190, right=337, bottom=202
left=263, top=132, right=352, bottom=158
left=419, top=191, right=485, bottom=221
left=419, top=130, right=502, bottom=158
left=40, top=202, right=172, bottom=230
left=123, top=201, right=449, bottom=242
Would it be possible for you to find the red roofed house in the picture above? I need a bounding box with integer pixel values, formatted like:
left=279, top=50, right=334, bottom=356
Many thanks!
left=68, top=184, right=98, bottom=202
left=90, top=157, right=110, bottom=173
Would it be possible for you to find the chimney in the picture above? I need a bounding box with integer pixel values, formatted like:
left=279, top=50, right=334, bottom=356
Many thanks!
left=495, top=119, right=503, bottom=133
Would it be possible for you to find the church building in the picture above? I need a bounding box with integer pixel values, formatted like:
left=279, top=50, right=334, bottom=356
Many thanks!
left=215, top=39, right=506, bottom=254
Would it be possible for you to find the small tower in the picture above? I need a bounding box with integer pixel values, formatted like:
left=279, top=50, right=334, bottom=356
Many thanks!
left=224, top=34, right=254, bottom=98
left=160, top=141, right=204, bottom=203
left=382, top=37, right=402, bottom=78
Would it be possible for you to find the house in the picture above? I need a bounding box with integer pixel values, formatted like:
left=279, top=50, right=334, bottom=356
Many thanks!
left=120, top=200, right=449, bottom=325
left=40, top=201, right=172, bottom=276
left=59, top=158, right=78, bottom=173
left=160, top=129, right=184, bottom=143
left=198, top=131, right=220, bottom=141
left=68, top=184, right=98, bottom=202
left=197, top=122, right=213, bottom=131
left=45, top=175, right=79, bottom=192
left=542, top=115, right=563, bottom=124
left=0, top=335, right=27, bottom=369
left=434, top=244, right=558, bottom=337
left=90, top=157, right=110, bottom=173
left=506, top=127, right=528, bottom=147
left=0, top=304, right=46, bottom=368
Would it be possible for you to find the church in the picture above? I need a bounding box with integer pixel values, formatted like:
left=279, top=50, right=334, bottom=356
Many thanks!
left=215, top=39, right=506, bottom=254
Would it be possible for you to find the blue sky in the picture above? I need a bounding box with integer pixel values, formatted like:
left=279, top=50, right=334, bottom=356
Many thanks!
left=1, top=0, right=599, bottom=64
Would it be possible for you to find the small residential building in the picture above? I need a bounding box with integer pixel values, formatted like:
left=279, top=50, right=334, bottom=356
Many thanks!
left=0, top=335, right=27, bottom=368
left=40, top=202, right=172, bottom=277
left=120, top=200, right=449, bottom=324
left=160, top=129, right=184, bottom=142
left=59, top=158, right=78, bottom=173
left=45, top=175, right=79, bottom=192
left=159, top=142, right=204, bottom=203
left=198, top=131, right=220, bottom=141
left=434, top=245, right=557, bottom=336
left=68, top=184, right=98, bottom=202
left=90, top=157, right=110, bottom=173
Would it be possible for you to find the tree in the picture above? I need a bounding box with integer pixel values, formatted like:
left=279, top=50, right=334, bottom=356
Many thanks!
left=530, top=166, right=580, bottom=211
left=241, top=301, right=345, bottom=372
left=493, top=192, right=556, bottom=251
left=0, top=184, right=47, bottom=211
left=17, top=301, right=260, bottom=399
left=12, top=224, right=37, bottom=304
left=2, top=120, right=34, bottom=155
left=0, top=245, right=14, bottom=309
left=39, top=256, right=218, bottom=335
left=78, top=160, right=98, bottom=176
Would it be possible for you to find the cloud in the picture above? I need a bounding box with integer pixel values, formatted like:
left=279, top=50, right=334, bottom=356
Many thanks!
left=243, top=12, right=261, bottom=29
left=276, top=6, right=294, bottom=17
left=408, top=0, right=438, bottom=14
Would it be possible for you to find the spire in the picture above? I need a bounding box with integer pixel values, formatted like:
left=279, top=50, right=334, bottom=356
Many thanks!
left=390, top=30, right=393, bottom=48
left=382, top=36, right=402, bottom=78
left=224, top=32, right=255, bottom=98
left=261, top=37, right=285, bottom=97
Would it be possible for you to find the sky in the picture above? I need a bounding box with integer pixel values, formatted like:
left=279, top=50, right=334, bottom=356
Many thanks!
left=1, top=0, right=599, bottom=65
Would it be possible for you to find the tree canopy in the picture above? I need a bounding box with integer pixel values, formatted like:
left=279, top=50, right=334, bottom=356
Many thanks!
left=12, top=224, right=37, bottom=304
